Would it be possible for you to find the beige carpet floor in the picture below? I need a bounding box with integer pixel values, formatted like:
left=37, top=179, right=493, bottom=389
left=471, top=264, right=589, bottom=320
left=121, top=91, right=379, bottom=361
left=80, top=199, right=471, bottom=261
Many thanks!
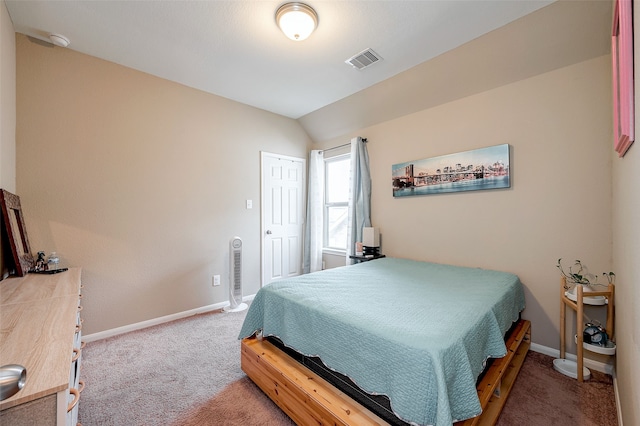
left=79, top=309, right=617, bottom=425
left=495, top=351, right=616, bottom=426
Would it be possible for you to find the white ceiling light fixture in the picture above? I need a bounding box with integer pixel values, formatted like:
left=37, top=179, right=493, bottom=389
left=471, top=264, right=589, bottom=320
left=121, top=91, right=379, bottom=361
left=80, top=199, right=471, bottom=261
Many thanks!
left=276, top=2, right=318, bottom=41
left=49, top=33, right=70, bottom=47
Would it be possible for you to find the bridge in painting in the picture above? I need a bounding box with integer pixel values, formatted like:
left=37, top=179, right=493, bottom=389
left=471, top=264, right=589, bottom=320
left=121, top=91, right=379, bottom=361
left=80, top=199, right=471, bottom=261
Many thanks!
left=392, top=162, right=507, bottom=189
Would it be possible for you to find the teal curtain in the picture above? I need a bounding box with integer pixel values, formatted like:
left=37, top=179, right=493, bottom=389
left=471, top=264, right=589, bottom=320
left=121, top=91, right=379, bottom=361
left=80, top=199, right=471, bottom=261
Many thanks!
left=346, top=137, right=371, bottom=265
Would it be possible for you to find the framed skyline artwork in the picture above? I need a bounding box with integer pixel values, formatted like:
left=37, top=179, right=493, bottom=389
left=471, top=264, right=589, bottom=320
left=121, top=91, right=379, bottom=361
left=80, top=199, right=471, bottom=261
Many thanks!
left=392, top=144, right=510, bottom=197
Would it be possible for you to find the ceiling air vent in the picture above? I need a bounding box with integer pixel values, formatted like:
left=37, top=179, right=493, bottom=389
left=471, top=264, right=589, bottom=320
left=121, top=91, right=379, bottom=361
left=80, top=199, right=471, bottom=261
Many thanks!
left=345, top=48, right=383, bottom=70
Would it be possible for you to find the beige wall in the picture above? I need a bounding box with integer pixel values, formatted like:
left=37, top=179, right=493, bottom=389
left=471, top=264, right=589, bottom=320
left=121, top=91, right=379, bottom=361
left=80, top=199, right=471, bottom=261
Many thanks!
left=15, top=34, right=311, bottom=334
left=610, top=3, right=640, bottom=425
left=0, top=0, right=15, bottom=190
left=612, top=121, right=639, bottom=426
left=317, top=56, right=613, bottom=353
left=0, top=0, right=16, bottom=278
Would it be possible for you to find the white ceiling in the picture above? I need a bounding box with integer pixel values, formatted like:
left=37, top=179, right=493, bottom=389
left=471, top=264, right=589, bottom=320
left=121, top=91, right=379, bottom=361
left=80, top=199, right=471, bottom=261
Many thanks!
left=5, top=0, right=556, bottom=119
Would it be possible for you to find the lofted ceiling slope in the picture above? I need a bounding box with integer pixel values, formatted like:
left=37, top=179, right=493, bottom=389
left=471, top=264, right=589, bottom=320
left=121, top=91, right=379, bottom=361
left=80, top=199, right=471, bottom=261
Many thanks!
left=300, top=0, right=613, bottom=142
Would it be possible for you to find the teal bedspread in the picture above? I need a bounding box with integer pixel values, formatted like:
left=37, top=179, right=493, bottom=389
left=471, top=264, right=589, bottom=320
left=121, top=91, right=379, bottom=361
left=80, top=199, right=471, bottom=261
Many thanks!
left=238, top=257, right=525, bottom=426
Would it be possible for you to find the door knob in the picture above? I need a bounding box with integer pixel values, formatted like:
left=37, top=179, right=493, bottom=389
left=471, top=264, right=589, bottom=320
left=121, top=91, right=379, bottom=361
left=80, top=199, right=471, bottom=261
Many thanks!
left=266, top=230, right=272, bottom=234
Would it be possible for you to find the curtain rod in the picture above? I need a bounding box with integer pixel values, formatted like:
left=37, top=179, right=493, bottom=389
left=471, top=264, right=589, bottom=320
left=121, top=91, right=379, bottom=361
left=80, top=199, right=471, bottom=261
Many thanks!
left=321, top=138, right=368, bottom=153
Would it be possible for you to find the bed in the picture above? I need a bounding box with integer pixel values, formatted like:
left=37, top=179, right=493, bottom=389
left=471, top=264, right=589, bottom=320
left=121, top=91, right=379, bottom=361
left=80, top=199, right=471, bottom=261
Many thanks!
left=238, top=257, right=529, bottom=426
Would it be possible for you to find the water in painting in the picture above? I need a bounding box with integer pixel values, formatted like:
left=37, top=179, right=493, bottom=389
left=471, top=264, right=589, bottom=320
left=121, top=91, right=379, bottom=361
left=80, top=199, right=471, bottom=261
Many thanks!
left=392, top=144, right=510, bottom=197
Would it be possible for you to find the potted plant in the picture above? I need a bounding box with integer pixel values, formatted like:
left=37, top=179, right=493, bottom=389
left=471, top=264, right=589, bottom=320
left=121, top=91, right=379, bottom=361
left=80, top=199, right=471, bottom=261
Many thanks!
left=557, top=258, right=615, bottom=297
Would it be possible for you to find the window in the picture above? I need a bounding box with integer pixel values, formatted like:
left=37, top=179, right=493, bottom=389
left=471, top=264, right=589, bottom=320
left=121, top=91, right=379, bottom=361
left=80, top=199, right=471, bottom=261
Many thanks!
left=324, top=155, right=350, bottom=252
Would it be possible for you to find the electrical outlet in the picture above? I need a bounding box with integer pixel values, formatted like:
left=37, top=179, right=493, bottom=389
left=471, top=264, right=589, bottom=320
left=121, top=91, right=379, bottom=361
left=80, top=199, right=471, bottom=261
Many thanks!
left=246, top=199, right=252, bottom=209
left=213, top=275, right=221, bottom=286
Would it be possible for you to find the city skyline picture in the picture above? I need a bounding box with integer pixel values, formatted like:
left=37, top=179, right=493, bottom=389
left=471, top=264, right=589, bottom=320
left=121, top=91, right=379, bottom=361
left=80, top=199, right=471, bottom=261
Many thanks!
left=392, top=144, right=511, bottom=197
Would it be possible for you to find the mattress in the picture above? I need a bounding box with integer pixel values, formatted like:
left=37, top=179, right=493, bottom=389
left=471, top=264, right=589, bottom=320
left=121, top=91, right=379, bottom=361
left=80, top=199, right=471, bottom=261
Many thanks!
left=238, top=257, right=525, bottom=426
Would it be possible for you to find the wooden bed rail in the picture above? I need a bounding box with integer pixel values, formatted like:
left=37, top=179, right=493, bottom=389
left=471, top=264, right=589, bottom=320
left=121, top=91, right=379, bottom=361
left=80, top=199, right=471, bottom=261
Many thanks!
left=241, top=319, right=531, bottom=426
left=241, top=337, right=390, bottom=425
left=457, top=319, right=531, bottom=425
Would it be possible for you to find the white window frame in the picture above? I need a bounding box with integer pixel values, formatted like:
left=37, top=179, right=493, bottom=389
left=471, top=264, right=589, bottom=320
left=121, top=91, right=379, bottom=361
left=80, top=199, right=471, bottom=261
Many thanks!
left=323, top=154, right=349, bottom=255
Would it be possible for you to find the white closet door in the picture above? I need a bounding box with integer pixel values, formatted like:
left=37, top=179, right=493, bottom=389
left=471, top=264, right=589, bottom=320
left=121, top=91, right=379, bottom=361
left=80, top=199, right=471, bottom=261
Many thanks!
left=261, top=152, right=305, bottom=287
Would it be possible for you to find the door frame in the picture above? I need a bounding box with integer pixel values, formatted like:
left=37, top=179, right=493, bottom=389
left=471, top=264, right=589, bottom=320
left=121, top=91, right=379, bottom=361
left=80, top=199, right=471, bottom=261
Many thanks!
left=260, top=151, right=306, bottom=288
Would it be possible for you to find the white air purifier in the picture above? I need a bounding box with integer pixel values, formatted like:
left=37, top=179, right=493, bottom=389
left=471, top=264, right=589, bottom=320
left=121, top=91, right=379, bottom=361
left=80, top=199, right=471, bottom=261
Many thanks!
left=224, top=237, right=247, bottom=312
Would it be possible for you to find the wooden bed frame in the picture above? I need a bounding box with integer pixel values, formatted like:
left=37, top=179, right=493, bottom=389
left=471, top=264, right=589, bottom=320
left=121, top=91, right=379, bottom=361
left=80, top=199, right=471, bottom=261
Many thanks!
left=241, top=319, right=531, bottom=426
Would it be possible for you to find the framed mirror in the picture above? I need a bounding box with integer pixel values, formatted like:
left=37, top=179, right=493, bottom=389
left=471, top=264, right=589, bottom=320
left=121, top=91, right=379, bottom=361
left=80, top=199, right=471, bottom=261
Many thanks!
left=0, top=189, right=34, bottom=276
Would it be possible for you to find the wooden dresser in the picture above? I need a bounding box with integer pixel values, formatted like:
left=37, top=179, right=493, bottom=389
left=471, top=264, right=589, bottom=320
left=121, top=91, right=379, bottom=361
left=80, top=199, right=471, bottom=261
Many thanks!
left=0, top=268, right=83, bottom=426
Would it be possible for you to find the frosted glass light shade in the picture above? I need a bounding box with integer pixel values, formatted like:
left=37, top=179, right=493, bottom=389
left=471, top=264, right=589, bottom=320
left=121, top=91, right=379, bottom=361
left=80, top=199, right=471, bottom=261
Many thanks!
left=49, top=34, right=70, bottom=47
left=276, top=3, right=318, bottom=41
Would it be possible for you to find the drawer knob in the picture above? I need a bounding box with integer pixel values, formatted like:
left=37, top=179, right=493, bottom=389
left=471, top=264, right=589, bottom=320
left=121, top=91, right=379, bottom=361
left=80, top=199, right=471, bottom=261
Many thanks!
left=0, top=364, right=27, bottom=401
left=67, top=388, right=80, bottom=413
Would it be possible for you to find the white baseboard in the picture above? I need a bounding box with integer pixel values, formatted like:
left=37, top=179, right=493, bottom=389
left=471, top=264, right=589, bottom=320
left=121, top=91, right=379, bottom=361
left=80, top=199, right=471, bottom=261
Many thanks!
left=613, top=370, right=623, bottom=426
left=83, top=294, right=255, bottom=343
left=529, top=342, right=614, bottom=375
